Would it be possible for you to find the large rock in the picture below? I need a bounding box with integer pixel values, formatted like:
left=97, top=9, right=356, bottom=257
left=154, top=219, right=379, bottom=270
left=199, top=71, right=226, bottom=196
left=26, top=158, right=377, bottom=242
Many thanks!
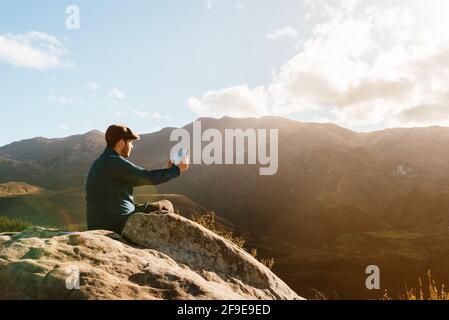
left=0, top=212, right=303, bottom=300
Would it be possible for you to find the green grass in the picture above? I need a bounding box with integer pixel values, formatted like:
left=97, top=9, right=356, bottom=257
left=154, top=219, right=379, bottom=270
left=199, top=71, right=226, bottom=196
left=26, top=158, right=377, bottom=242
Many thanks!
left=0, top=215, right=31, bottom=233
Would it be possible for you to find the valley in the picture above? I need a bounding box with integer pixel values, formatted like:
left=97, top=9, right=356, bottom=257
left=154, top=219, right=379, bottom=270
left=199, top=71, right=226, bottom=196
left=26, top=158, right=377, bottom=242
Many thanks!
left=1, top=116, right=449, bottom=299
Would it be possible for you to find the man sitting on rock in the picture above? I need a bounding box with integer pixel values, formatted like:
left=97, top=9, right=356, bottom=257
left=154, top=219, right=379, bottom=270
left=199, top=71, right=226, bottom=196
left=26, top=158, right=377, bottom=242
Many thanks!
left=85, top=124, right=189, bottom=234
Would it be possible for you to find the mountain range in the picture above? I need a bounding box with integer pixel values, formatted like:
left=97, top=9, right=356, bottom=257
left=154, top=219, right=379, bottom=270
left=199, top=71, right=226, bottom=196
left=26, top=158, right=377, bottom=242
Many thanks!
left=1, top=116, right=449, bottom=299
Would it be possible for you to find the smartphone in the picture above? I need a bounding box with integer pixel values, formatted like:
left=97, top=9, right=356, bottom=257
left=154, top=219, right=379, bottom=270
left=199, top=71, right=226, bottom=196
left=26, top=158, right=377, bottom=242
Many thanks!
left=172, top=148, right=189, bottom=165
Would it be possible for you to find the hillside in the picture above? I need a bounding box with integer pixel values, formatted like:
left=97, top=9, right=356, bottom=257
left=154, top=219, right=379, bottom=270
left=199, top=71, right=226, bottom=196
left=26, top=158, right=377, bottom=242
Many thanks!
left=2, top=116, right=449, bottom=298
left=0, top=182, right=84, bottom=227
left=0, top=130, right=104, bottom=189
left=0, top=182, right=43, bottom=197
left=275, top=230, right=449, bottom=299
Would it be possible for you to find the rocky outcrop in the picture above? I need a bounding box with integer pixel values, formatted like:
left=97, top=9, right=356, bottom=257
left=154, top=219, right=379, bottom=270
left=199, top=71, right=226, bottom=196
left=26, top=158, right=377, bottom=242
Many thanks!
left=0, top=212, right=303, bottom=300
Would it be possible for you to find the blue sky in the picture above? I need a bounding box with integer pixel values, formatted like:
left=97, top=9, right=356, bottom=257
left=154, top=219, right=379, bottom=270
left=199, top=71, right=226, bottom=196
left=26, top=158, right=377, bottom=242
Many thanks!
left=1, top=0, right=449, bottom=146
left=0, top=0, right=310, bottom=146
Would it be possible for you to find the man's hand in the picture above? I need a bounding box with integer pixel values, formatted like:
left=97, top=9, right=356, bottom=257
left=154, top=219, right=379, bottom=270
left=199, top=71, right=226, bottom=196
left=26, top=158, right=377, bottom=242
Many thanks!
left=177, top=160, right=189, bottom=173
left=167, top=160, right=189, bottom=173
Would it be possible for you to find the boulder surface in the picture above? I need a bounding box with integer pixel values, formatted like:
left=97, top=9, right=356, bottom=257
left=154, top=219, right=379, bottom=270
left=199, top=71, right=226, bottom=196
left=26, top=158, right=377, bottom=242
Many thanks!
left=0, top=212, right=303, bottom=299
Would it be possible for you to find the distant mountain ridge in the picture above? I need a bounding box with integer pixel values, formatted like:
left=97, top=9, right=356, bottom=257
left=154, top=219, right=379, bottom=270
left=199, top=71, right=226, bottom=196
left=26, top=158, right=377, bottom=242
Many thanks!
left=3, top=116, right=449, bottom=298
left=0, top=130, right=105, bottom=189
left=2, top=116, right=449, bottom=241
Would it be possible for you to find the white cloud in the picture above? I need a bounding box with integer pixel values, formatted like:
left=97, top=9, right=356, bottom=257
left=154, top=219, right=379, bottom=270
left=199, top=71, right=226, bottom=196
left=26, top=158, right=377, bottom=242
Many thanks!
left=0, top=31, right=67, bottom=70
left=189, top=0, right=449, bottom=129
left=133, top=110, right=148, bottom=118
left=49, top=94, right=73, bottom=105
left=236, top=2, right=245, bottom=9
left=88, top=82, right=100, bottom=90
left=108, top=88, right=125, bottom=99
left=267, top=27, right=298, bottom=40
left=114, top=111, right=124, bottom=118
left=152, top=112, right=162, bottom=119
left=58, top=122, right=69, bottom=131
left=188, top=84, right=270, bottom=118
left=206, top=0, right=215, bottom=10
left=132, top=110, right=165, bottom=119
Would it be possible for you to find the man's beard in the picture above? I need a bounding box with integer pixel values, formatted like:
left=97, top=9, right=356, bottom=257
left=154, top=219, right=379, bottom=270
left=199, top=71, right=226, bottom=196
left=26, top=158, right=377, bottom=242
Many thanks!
left=121, top=148, right=131, bottom=158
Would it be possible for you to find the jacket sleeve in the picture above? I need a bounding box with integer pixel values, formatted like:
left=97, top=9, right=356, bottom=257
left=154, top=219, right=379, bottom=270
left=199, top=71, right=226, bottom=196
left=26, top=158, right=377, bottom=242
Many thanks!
left=110, top=157, right=181, bottom=186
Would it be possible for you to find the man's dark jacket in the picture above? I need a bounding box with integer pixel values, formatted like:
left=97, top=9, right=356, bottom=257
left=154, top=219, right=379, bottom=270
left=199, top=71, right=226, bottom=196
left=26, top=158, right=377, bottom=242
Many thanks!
left=85, top=147, right=180, bottom=233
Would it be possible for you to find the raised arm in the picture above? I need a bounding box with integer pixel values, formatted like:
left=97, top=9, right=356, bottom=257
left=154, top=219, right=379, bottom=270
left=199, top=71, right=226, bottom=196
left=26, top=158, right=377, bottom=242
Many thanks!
left=110, top=157, right=181, bottom=186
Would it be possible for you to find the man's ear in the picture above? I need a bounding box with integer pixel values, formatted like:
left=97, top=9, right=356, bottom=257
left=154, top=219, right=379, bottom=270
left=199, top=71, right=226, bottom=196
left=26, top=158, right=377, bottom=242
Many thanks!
left=116, top=139, right=124, bottom=148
